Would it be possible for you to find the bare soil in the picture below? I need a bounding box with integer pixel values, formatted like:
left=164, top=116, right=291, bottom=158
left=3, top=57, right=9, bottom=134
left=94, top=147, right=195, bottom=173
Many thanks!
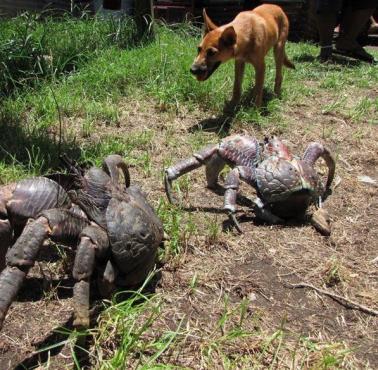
left=0, top=82, right=377, bottom=369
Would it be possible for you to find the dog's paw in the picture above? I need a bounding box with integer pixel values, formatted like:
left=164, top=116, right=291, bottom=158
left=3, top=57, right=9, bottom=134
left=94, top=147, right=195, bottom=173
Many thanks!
left=223, top=100, right=239, bottom=115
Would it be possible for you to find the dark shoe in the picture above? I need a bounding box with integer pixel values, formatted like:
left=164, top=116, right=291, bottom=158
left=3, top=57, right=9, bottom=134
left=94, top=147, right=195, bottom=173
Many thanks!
left=318, top=53, right=333, bottom=63
left=318, top=46, right=333, bottom=63
left=333, top=46, right=376, bottom=63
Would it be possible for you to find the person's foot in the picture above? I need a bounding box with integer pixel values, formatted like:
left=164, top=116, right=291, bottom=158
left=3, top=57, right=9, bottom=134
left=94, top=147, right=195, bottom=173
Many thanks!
left=334, top=46, right=376, bottom=63
left=318, top=46, right=333, bottom=63
left=335, top=39, right=376, bottom=63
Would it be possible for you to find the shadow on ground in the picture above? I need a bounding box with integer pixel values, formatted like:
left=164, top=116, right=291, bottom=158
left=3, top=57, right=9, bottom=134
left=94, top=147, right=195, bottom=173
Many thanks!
left=188, top=87, right=277, bottom=135
left=0, top=116, right=80, bottom=173
left=293, top=52, right=362, bottom=66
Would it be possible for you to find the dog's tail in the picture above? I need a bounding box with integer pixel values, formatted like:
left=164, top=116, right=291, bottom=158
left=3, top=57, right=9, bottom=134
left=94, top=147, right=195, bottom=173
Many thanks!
left=284, top=52, right=295, bottom=69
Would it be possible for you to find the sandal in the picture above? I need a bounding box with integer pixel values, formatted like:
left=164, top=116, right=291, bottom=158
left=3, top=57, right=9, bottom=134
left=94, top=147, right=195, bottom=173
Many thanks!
left=333, top=46, right=376, bottom=64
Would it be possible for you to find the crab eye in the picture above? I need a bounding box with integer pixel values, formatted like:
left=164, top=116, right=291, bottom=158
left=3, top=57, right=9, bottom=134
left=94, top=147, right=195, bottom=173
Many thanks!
left=207, top=48, right=216, bottom=57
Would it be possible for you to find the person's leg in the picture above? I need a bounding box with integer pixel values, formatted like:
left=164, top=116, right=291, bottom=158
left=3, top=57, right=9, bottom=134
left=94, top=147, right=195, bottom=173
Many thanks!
left=315, top=0, right=343, bottom=61
left=368, top=16, right=378, bottom=34
left=335, top=0, right=377, bottom=62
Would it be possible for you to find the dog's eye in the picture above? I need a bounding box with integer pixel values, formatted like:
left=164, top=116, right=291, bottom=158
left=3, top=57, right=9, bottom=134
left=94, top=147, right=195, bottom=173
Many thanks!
left=207, top=48, right=216, bottom=57
left=197, top=46, right=202, bottom=53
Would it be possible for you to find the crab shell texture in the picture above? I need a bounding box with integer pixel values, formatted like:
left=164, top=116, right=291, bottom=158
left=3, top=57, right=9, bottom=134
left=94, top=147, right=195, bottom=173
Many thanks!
left=255, top=156, right=324, bottom=218
left=218, top=135, right=261, bottom=167
left=106, top=186, right=163, bottom=284
left=72, top=167, right=164, bottom=285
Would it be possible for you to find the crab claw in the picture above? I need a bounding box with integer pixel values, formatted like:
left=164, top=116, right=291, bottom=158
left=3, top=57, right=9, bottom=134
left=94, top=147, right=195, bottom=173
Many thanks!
left=228, top=212, right=243, bottom=234
left=303, top=143, right=335, bottom=191
left=164, top=174, right=175, bottom=204
left=311, top=208, right=331, bottom=236
left=103, top=155, right=130, bottom=189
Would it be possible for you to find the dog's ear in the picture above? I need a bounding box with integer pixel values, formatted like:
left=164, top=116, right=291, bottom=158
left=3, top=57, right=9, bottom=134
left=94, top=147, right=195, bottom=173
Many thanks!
left=220, top=26, right=237, bottom=47
left=203, top=8, right=217, bottom=33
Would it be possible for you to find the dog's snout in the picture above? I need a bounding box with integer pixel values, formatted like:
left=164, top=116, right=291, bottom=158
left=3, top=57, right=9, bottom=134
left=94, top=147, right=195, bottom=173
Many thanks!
left=190, top=64, right=205, bottom=75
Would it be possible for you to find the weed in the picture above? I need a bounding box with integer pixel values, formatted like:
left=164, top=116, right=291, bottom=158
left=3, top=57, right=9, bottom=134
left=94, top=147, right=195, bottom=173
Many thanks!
left=90, top=273, right=186, bottom=369
left=205, top=215, right=221, bottom=245
left=298, top=337, right=352, bottom=369
left=157, top=198, right=183, bottom=257
left=188, top=272, right=198, bottom=294
left=322, top=257, right=348, bottom=288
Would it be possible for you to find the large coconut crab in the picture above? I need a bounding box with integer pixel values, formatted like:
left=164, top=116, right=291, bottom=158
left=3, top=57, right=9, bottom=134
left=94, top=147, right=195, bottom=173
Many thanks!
left=164, top=135, right=335, bottom=234
left=0, top=155, right=163, bottom=329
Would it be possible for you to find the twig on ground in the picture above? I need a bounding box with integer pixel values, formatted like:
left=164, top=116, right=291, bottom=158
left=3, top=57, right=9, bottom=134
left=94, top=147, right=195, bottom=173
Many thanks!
left=284, top=282, right=378, bottom=316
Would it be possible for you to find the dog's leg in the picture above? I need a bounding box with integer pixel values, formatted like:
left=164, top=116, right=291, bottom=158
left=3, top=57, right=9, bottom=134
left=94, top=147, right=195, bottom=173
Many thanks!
left=273, top=44, right=284, bottom=96
left=225, top=60, right=245, bottom=113
left=231, top=60, right=245, bottom=105
left=253, top=60, right=265, bottom=108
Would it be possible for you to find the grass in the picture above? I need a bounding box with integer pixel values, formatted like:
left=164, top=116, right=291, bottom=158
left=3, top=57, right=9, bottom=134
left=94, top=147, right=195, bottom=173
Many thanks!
left=1, top=20, right=376, bottom=174
left=0, top=12, right=377, bottom=369
left=91, top=276, right=178, bottom=369
left=86, top=287, right=354, bottom=368
left=0, top=12, right=138, bottom=96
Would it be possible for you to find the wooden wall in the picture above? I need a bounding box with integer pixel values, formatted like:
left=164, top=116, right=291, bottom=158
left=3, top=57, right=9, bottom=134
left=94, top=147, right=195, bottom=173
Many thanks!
left=0, top=0, right=72, bottom=16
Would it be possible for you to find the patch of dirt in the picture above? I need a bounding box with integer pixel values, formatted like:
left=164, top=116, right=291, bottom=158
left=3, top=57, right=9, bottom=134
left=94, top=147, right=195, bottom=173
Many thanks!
left=1, top=80, right=377, bottom=368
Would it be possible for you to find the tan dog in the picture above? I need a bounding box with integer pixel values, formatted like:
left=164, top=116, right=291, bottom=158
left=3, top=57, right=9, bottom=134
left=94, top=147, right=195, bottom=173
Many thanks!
left=190, top=4, right=295, bottom=108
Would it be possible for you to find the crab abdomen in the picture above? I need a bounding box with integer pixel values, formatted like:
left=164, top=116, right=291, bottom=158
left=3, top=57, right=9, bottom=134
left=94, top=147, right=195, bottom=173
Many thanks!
left=218, top=135, right=260, bottom=168
left=269, top=192, right=313, bottom=218
left=256, top=158, right=324, bottom=218
left=7, top=177, right=71, bottom=225
left=106, top=190, right=163, bottom=285
left=256, top=158, right=303, bottom=202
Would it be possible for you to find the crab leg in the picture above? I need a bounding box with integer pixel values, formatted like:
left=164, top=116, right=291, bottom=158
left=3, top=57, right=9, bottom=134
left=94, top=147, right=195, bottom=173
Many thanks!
left=303, top=142, right=335, bottom=189
left=164, top=144, right=219, bottom=204
left=253, top=197, right=284, bottom=225
left=72, top=225, right=109, bottom=328
left=224, top=166, right=257, bottom=233
left=1, top=184, right=16, bottom=272
left=0, top=210, right=89, bottom=330
left=0, top=219, right=12, bottom=271
left=0, top=217, right=49, bottom=329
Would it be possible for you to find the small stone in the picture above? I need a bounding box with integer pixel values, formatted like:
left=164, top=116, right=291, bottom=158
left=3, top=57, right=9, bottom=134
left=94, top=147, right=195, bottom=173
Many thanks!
left=357, top=175, right=377, bottom=186
left=268, top=248, right=277, bottom=256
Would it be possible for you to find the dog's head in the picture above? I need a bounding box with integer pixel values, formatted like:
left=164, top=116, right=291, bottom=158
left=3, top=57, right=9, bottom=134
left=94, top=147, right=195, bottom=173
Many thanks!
left=190, top=9, right=237, bottom=81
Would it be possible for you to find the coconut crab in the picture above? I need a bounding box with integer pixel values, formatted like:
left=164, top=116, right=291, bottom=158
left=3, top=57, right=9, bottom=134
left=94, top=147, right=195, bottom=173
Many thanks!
left=164, top=135, right=335, bottom=234
left=0, top=154, right=163, bottom=329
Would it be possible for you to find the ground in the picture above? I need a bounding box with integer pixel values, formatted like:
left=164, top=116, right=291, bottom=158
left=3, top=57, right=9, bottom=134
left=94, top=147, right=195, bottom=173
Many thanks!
left=0, top=30, right=377, bottom=369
